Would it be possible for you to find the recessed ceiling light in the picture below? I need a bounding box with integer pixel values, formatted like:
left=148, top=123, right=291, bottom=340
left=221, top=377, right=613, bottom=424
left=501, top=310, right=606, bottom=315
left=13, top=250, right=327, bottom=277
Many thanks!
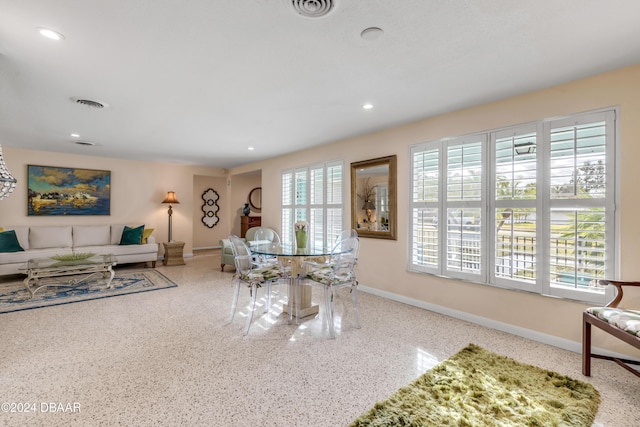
left=248, top=146, right=255, bottom=151
left=70, top=97, right=109, bottom=109
left=73, top=141, right=95, bottom=146
left=38, top=28, right=65, bottom=41
left=363, top=103, right=374, bottom=110
left=361, top=27, right=383, bottom=41
left=70, top=133, right=80, bottom=138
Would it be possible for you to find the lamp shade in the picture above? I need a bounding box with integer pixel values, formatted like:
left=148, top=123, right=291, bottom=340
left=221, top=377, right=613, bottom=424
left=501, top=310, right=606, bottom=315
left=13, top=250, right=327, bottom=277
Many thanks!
left=162, top=191, right=180, bottom=204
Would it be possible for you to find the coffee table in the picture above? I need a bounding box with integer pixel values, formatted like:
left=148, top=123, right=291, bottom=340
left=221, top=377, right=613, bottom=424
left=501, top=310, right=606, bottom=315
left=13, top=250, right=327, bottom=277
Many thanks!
left=19, top=254, right=117, bottom=299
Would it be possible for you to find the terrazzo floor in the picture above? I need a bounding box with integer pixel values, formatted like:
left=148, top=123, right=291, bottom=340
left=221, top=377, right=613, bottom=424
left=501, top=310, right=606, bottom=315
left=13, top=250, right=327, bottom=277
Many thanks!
left=0, top=252, right=638, bottom=426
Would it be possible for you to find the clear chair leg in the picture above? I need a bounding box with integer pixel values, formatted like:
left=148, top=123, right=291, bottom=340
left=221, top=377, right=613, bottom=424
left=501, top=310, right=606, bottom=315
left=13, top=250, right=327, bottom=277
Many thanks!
left=287, top=278, right=294, bottom=324
left=325, top=286, right=335, bottom=339
left=244, top=284, right=258, bottom=335
left=351, top=283, right=361, bottom=329
left=264, top=282, right=271, bottom=314
left=295, top=279, right=301, bottom=325
left=229, top=281, right=241, bottom=323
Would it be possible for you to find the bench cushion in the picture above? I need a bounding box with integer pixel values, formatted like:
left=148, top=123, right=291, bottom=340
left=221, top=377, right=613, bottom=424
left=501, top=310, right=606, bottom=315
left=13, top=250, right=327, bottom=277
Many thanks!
left=586, top=307, right=640, bottom=337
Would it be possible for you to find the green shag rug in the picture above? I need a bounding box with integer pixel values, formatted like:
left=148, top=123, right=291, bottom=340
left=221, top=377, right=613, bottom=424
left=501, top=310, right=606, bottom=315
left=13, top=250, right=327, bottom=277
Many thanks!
left=349, top=344, right=600, bottom=427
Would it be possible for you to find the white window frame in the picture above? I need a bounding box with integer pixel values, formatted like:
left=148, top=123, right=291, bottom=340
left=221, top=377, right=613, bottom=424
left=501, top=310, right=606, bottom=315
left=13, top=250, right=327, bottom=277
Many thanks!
left=409, top=108, right=617, bottom=305
left=281, top=160, right=344, bottom=251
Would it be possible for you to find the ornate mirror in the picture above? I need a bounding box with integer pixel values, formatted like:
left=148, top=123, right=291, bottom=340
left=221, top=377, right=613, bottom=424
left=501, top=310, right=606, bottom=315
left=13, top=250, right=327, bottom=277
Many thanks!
left=248, top=187, right=262, bottom=212
left=351, top=155, right=397, bottom=240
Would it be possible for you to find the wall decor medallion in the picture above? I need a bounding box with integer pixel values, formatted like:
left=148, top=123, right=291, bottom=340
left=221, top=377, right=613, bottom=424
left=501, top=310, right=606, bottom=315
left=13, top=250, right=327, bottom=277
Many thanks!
left=201, top=188, right=220, bottom=228
left=27, top=165, right=111, bottom=216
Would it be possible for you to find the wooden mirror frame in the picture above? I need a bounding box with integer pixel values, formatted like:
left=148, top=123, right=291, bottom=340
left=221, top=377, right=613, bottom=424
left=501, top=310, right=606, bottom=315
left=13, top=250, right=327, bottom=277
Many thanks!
left=248, top=187, right=262, bottom=212
left=351, top=155, right=397, bottom=240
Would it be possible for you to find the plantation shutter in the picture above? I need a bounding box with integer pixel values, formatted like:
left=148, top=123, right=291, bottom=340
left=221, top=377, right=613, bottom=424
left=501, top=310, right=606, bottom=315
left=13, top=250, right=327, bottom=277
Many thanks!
left=545, top=111, right=614, bottom=302
left=410, top=143, right=440, bottom=273
left=408, top=108, right=615, bottom=305
left=281, top=161, right=344, bottom=251
left=491, top=125, right=538, bottom=292
left=281, top=171, right=293, bottom=245
left=326, top=162, right=343, bottom=248
left=444, top=136, right=485, bottom=280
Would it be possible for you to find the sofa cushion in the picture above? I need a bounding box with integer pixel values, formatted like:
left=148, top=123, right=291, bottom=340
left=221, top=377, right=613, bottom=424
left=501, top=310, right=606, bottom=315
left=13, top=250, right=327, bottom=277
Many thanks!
left=80, top=244, right=157, bottom=256
left=73, top=225, right=111, bottom=247
left=120, top=225, right=144, bottom=245
left=0, top=230, right=25, bottom=253
left=30, top=226, right=73, bottom=249
left=0, top=248, right=73, bottom=264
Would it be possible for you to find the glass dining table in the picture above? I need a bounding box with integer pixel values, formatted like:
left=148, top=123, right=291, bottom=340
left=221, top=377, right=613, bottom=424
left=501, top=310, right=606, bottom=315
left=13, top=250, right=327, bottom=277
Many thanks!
left=251, top=242, right=345, bottom=318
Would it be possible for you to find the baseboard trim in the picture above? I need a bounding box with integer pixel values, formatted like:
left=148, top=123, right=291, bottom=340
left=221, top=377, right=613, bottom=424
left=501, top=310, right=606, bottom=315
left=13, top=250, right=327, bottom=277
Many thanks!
left=358, top=284, right=639, bottom=362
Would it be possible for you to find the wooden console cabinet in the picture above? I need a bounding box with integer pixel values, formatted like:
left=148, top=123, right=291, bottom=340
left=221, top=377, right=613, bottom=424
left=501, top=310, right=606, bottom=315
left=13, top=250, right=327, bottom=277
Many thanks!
left=241, top=216, right=261, bottom=237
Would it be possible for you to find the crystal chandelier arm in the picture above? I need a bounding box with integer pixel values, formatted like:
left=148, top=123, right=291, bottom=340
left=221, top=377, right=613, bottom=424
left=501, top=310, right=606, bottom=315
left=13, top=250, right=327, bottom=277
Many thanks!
left=0, top=145, right=17, bottom=200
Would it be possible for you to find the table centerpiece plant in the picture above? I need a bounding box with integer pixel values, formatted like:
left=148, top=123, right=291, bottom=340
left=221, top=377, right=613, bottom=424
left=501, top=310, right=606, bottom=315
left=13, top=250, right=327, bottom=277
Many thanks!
left=295, top=221, right=308, bottom=250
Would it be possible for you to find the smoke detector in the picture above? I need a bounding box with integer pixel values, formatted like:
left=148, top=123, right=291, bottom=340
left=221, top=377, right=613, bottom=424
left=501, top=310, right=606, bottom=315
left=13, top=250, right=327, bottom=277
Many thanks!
left=70, top=97, right=109, bottom=109
left=291, top=0, right=334, bottom=18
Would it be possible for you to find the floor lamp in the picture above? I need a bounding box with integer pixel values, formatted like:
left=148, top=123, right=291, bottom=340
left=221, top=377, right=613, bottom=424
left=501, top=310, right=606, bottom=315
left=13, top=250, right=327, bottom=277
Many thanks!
left=162, top=191, right=180, bottom=242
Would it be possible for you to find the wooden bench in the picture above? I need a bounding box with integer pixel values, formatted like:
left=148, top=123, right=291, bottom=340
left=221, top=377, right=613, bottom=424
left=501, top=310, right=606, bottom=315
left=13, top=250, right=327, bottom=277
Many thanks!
left=582, top=280, right=640, bottom=377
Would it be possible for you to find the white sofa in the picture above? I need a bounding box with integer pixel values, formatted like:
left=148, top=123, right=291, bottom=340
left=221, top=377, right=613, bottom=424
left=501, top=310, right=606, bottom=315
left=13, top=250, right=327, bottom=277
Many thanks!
left=0, top=225, right=158, bottom=276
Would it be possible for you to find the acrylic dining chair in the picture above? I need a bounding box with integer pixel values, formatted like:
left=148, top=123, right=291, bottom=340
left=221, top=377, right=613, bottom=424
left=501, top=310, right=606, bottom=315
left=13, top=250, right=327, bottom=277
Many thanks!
left=299, top=235, right=361, bottom=338
left=250, top=227, right=281, bottom=266
left=228, top=235, right=291, bottom=335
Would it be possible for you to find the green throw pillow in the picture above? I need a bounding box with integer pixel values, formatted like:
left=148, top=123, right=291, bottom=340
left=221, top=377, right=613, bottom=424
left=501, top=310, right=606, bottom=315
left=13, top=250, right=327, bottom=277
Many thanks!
left=120, top=225, right=144, bottom=245
left=0, top=230, right=25, bottom=253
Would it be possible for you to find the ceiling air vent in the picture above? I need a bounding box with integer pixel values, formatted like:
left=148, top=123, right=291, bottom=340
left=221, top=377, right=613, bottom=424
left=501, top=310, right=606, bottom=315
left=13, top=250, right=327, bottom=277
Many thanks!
left=70, top=97, right=109, bottom=109
left=291, top=0, right=334, bottom=18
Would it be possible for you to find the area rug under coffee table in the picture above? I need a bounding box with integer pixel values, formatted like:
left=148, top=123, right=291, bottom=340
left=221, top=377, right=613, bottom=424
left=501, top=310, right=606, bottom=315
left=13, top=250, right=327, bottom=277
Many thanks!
left=349, top=343, right=600, bottom=427
left=0, top=269, right=177, bottom=313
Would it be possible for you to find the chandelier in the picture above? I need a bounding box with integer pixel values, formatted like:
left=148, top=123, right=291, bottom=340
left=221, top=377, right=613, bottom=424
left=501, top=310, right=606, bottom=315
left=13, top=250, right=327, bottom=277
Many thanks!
left=0, top=144, right=17, bottom=200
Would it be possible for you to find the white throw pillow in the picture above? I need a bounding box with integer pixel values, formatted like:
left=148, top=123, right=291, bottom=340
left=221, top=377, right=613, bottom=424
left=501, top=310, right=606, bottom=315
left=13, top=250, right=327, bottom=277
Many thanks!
left=73, top=225, right=111, bottom=247
left=30, top=226, right=73, bottom=249
left=110, top=225, right=125, bottom=245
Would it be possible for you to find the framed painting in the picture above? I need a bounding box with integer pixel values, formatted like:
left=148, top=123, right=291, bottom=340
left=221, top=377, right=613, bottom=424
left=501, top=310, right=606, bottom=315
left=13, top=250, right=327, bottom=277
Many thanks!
left=27, top=165, right=111, bottom=216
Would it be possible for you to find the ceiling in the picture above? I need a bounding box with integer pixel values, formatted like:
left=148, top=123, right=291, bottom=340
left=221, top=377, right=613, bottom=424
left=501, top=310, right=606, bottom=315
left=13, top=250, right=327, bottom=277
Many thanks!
left=1, top=0, right=639, bottom=169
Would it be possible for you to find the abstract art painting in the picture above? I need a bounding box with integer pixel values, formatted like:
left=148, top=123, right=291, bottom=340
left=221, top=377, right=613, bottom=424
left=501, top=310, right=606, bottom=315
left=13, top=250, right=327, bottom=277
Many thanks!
left=27, top=165, right=111, bottom=216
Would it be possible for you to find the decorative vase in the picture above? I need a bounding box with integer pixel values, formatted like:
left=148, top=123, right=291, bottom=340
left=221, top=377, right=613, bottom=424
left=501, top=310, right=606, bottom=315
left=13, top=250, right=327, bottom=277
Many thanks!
left=295, top=230, right=307, bottom=249
left=243, top=203, right=250, bottom=216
